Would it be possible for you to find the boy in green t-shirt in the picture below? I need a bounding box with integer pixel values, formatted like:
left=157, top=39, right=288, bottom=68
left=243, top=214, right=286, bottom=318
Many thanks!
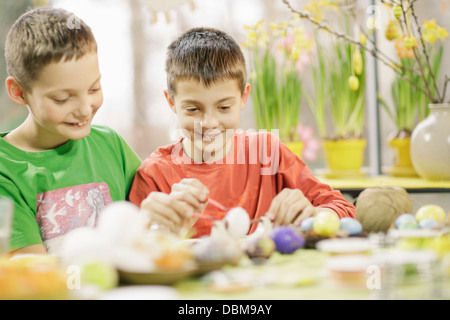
left=0, top=8, right=151, bottom=255
left=0, top=7, right=145, bottom=255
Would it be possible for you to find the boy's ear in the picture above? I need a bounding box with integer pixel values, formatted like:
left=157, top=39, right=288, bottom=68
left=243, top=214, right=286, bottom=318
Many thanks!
left=5, top=76, right=27, bottom=106
left=164, top=90, right=177, bottom=113
left=240, top=83, right=251, bottom=110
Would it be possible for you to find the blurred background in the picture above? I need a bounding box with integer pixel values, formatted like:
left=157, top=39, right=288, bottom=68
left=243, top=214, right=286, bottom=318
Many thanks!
left=1, top=0, right=450, bottom=209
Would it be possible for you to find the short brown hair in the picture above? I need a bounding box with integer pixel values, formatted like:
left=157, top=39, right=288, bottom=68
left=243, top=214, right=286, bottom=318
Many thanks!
left=165, top=27, right=247, bottom=98
left=5, top=7, right=97, bottom=91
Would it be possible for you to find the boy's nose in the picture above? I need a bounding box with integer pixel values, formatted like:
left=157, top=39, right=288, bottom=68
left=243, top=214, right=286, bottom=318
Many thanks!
left=201, top=113, right=219, bottom=129
left=74, top=96, right=93, bottom=119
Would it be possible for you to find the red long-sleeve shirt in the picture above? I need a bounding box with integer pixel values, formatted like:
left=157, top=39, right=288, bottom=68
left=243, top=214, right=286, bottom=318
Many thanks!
left=129, top=131, right=355, bottom=237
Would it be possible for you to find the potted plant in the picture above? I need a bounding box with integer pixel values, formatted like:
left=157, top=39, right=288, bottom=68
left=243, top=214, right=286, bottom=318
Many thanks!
left=243, top=20, right=314, bottom=157
left=301, top=9, right=366, bottom=176
left=378, top=16, right=446, bottom=176
left=282, top=0, right=450, bottom=180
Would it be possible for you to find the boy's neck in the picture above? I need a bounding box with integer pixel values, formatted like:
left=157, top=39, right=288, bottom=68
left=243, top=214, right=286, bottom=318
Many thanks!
left=182, top=137, right=234, bottom=163
left=3, top=115, right=70, bottom=152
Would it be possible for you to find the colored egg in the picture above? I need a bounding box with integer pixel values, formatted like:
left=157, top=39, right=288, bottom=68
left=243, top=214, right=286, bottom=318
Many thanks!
left=415, top=205, right=446, bottom=224
left=245, top=237, right=276, bottom=262
left=313, top=211, right=340, bottom=237
left=339, top=217, right=363, bottom=236
left=300, top=217, right=315, bottom=232
left=271, top=226, right=304, bottom=254
left=395, top=213, right=416, bottom=229
left=418, top=219, right=438, bottom=229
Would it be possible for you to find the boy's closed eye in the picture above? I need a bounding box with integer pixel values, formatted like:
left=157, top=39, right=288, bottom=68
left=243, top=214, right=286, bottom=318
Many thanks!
left=89, top=87, right=101, bottom=94
left=185, top=106, right=199, bottom=113
left=52, top=96, right=70, bottom=104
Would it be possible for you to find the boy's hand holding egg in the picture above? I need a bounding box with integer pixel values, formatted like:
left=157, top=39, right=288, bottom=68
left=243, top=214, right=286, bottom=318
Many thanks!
left=140, top=192, right=190, bottom=233
left=140, top=178, right=209, bottom=234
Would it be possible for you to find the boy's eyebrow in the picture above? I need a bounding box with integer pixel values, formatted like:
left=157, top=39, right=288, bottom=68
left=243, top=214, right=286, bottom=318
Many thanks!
left=90, top=75, right=102, bottom=87
left=180, top=96, right=236, bottom=106
left=46, top=76, right=102, bottom=94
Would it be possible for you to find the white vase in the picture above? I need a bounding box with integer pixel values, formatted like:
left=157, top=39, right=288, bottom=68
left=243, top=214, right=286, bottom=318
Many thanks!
left=410, top=103, right=450, bottom=180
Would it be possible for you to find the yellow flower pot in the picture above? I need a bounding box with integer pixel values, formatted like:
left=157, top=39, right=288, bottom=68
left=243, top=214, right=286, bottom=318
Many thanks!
left=388, top=137, right=413, bottom=167
left=322, top=139, right=366, bottom=171
left=284, top=141, right=304, bottom=159
left=383, top=137, right=418, bottom=177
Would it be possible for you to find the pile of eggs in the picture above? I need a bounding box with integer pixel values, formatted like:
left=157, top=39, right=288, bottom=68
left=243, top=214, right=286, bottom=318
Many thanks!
left=243, top=211, right=364, bottom=261
left=395, top=204, right=447, bottom=230
left=300, top=211, right=363, bottom=237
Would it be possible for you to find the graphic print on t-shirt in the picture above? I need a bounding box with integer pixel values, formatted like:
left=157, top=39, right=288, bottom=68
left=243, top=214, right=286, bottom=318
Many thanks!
left=36, top=182, right=112, bottom=243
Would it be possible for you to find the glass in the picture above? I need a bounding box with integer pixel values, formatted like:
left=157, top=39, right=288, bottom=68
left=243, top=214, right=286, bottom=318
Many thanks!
left=0, top=197, right=13, bottom=255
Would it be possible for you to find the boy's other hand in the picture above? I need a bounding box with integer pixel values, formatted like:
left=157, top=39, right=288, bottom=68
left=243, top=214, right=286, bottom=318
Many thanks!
left=266, top=188, right=317, bottom=227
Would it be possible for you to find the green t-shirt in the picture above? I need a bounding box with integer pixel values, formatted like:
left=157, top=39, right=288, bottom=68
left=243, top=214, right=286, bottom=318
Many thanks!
left=0, top=125, right=142, bottom=253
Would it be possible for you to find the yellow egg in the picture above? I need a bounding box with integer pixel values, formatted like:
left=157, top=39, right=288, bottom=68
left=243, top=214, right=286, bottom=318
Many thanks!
left=415, top=204, right=446, bottom=223
left=393, top=5, right=402, bottom=19
left=404, top=35, right=417, bottom=50
left=313, top=211, right=340, bottom=237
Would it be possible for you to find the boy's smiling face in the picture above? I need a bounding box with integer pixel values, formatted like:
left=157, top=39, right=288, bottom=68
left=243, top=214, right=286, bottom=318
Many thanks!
left=20, top=52, right=103, bottom=150
left=166, top=78, right=250, bottom=162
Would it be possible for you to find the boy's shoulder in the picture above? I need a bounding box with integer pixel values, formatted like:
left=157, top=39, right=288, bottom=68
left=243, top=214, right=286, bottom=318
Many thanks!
left=140, top=140, right=180, bottom=167
left=88, top=124, right=123, bottom=142
left=90, top=124, right=118, bottom=136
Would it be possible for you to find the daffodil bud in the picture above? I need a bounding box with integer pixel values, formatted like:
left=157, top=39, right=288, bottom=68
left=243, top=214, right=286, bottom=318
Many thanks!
left=353, top=50, right=363, bottom=75
left=348, top=75, right=359, bottom=91
left=359, top=34, right=367, bottom=46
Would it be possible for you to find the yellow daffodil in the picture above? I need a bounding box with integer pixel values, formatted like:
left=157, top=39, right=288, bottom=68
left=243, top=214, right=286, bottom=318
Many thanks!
left=304, top=0, right=324, bottom=21
left=437, top=28, right=449, bottom=40
left=422, top=19, right=448, bottom=44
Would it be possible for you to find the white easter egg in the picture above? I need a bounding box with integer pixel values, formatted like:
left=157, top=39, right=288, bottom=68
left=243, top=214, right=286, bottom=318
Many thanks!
left=97, top=201, right=146, bottom=246
left=224, top=207, right=251, bottom=239
left=59, top=227, right=114, bottom=265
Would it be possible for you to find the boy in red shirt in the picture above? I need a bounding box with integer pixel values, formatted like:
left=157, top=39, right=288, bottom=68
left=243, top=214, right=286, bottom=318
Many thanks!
left=129, top=27, right=355, bottom=237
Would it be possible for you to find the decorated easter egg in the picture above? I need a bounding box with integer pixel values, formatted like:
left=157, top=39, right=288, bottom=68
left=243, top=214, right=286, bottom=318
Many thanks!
left=271, top=226, right=305, bottom=254
left=415, top=205, right=446, bottom=224
left=300, top=217, right=315, bottom=232
left=339, top=217, right=363, bottom=236
left=395, top=213, right=417, bottom=229
left=313, top=211, right=340, bottom=237
left=393, top=5, right=402, bottom=19
left=224, top=207, right=251, bottom=239
left=245, top=237, right=276, bottom=262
